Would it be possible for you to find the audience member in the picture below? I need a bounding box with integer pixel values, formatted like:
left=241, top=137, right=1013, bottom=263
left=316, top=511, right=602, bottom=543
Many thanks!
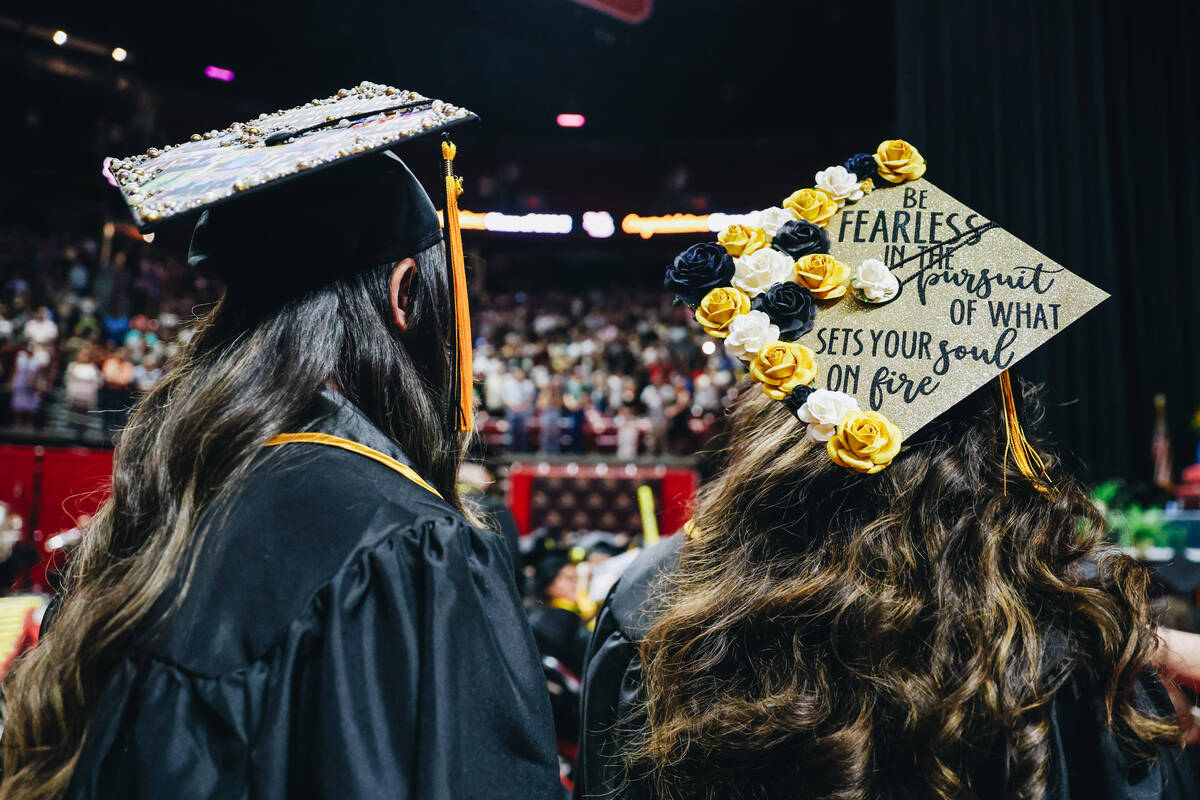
left=23, top=308, right=58, bottom=348
left=64, top=345, right=102, bottom=439
left=10, top=342, right=49, bottom=428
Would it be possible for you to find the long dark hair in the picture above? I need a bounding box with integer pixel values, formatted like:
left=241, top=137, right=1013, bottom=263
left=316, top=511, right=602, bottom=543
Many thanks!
left=634, top=381, right=1180, bottom=800
left=1, top=243, right=467, bottom=799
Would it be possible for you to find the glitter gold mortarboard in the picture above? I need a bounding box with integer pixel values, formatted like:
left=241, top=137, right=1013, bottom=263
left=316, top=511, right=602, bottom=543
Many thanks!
left=666, top=140, right=1108, bottom=484
left=106, top=81, right=478, bottom=433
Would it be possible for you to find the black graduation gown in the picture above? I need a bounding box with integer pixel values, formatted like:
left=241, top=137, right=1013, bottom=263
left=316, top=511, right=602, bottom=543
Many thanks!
left=476, top=493, right=523, bottom=587
left=62, top=389, right=562, bottom=799
left=575, top=535, right=1198, bottom=800
left=528, top=605, right=590, bottom=678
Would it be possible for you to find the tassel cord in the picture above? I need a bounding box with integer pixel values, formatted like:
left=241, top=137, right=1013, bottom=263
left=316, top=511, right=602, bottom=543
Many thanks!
left=999, top=370, right=1052, bottom=498
left=442, top=137, right=474, bottom=433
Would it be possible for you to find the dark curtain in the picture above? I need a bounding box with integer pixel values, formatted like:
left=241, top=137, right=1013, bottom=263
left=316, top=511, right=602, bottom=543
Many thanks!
left=894, top=0, right=1199, bottom=484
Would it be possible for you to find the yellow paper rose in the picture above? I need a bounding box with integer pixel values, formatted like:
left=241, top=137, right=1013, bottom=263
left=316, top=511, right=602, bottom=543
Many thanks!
left=717, top=224, right=767, bottom=257
left=826, top=410, right=902, bottom=474
left=794, top=253, right=850, bottom=300
left=783, top=188, right=837, bottom=228
left=860, top=178, right=874, bottom=195
left=694, top=286, right=751, bottom=338
left=873, top=139, right=927, bottom=184
left=748, top=341, right=817, bottom=400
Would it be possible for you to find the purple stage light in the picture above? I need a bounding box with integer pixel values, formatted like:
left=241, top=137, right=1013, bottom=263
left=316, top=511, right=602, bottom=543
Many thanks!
left=204, top=65, right=235, bottom=82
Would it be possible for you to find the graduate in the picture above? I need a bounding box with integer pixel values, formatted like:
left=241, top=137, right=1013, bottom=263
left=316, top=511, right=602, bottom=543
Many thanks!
left=527, top=543, right=591, bottom=678
left=1, top=83, right=560, bottom=799
left=575, top=141, right=1198, bottom=799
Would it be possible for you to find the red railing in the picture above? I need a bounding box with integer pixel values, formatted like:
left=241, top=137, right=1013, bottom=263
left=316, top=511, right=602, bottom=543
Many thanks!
left=0, top=445, right=114, bottom=591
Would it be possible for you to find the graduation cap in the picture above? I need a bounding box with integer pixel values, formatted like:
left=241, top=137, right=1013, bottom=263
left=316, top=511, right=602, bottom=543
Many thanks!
left=518, top=528, right=575, bottom=597
left=668, top=140, right=1107, bottom=486
left=105, top=81, right=478, bottom=432
left=575, top=531, right=629, bottom=559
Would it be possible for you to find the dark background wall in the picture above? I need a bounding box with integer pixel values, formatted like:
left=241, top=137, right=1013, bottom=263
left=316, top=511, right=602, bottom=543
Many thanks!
left=895, top=0, right=1199, bottom=482
left=2, top=0, right=1196, bottom=482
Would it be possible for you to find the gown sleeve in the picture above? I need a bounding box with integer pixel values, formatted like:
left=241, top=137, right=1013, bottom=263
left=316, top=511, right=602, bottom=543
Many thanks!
left=574, top=537, right=682, bottom=800
left=275, top=514, right=562, bottom=799
left=65, top=515, right=562, bottom=800
left=573, top=592, right=650, bottom=800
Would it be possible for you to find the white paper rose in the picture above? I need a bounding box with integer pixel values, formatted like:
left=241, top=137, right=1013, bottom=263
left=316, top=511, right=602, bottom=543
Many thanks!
left=797, top=389, right=861, bottom=442
left=732, top=247, right=794, bottom=297
left=814, top=165, right=865, bottom=207
left=756, top=206, right=793, bottom=239
left=851, top=258, right=899, bottom=302
left=724, top=310, right=780, bottom=362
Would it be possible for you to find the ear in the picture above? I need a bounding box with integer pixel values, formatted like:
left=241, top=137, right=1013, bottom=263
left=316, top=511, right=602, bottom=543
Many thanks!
left=388, top=258, right=418, bottom=332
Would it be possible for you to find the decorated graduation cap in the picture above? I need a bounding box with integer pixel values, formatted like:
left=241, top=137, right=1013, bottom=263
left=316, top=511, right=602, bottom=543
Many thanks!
left=666, top=140, right=1107, bottom=488
left=105, top=81, right=478, bottom=433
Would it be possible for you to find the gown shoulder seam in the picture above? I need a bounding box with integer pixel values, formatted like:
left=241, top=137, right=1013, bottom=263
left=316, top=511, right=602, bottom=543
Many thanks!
left=142, top=510, right=474, bottom=679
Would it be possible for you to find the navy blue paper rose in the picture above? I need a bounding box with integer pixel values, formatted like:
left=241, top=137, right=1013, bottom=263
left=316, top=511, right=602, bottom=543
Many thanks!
left=844, top=152, right=877, bottom=181
left=782, top=384, right=816, bottom=417
left=664, top=242, right=735, bottom=307
left=751, top=281, right=817, bottom=341
left=772, top=220, right=830, bottom=260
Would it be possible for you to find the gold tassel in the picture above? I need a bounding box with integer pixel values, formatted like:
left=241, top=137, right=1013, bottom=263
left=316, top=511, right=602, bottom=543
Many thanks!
left=999, top=370, right=1052, bottom=498
left=442, top=138, right=474, bottom=433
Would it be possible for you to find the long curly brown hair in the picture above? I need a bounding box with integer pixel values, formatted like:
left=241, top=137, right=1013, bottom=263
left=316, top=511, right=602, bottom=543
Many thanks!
left=634, top=380, right=1180, bottom=800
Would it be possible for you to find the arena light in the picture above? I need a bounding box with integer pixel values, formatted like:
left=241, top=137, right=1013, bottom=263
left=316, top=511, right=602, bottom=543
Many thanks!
left=582, top=211, right=615, bottom=238
left=437, top=209, right=573, bottom=235
left=106, top=221, right=154, bottom=243
left=204, top=65, right=235, bottom=82
left=111, top=46, right=128, bottom=62
left=101, top=156, right=118, bottom=187
left=556, top=113, right=586, bottom=128
left=483, top=211, right=573, bottom=234
left=621, top=213, right=710, bottom=239
left=52, top=30, right=68, bottom=46
left=620, top=212, right=764, bottom=238
left=706, top=212, right=760, bottom=232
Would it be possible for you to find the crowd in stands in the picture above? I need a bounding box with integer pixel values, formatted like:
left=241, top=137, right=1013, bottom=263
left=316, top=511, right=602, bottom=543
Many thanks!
left=2, top=228, right=736, bottom=454
left=473, top=290, right=737, bottom=456
left=0, top=227, right=220, bottom=441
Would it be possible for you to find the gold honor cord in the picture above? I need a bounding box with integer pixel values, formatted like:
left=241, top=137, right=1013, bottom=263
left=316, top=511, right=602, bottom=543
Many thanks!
left=998, top=370, right=1053, bottom=498
left=442, top=138, right=474, bottom=433
left=264, top=433, right=443, bottom=499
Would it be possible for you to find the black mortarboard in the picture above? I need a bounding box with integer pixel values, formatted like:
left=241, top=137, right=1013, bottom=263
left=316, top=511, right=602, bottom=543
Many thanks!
left=521, top=528, right=566, bottom=563
left=519, top=528, right=572, bottom=598
left=187, top=150, right=440, bottom=286
left=106, top=81, right=479, bottom=432
left=575, top=531, right=627, bottom=558
left=532, top=551, right=574, bottom=599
